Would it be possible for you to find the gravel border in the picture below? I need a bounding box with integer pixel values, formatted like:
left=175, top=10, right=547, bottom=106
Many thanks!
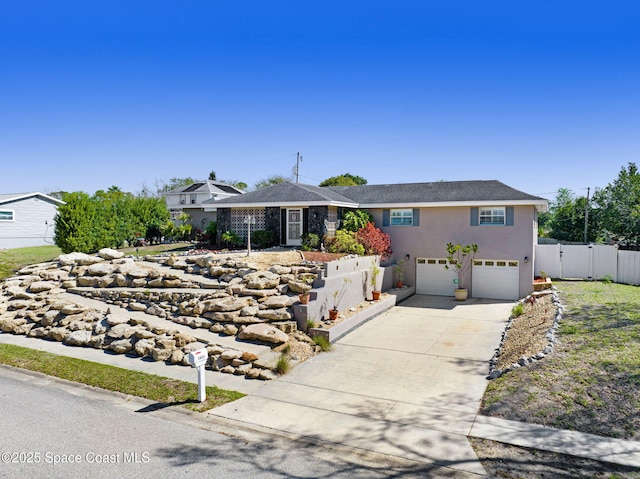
left=487, top=288, right=564, bottom=379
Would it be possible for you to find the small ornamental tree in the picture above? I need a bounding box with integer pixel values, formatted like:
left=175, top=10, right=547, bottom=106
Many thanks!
left=356, top=223, right=392, bottom=260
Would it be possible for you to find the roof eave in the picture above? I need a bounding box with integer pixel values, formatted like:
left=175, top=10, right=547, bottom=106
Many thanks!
left=203, top=200, right=358, bottom=210
left=358, top=199, right=549, bottom=210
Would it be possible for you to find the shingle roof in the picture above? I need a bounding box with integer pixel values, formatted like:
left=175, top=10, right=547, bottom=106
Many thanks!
left=210, top=182, right=358, bottom=207
left=209, top=180, right=547, bottom=209
left=329, top=180, right=546, bottom=205
left=165, top=180, right=244, bottom=196
left=0, top=192, right=65, bottom=205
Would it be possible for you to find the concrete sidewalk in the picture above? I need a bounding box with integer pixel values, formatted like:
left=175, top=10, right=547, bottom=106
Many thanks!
left=469, top=415, right=640, bottom=469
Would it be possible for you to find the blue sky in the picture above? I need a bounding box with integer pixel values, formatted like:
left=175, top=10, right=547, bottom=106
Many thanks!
left=1, top=1, right=639, bottom=201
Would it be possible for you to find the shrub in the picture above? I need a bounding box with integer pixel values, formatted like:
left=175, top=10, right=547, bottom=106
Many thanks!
left=342, top=210, right=374, bottom=232
left=356, top=222, right=392, bottom=260
left=203, top=221, right=217, bottom=244
left=301, top=232, right=320, bottom=251
left=221, top=230, right=242, bottom=247
left=252, top=230, right=274, bottom=249
left=325, top=230, right=365, bottom=255
left=511, top=303, right=525, bottom=318
left=306, top=319, right=318, bottom=331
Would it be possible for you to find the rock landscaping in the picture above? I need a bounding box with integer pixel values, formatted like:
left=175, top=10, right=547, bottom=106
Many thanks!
left=488, top=290, right=561, bottom=379
left=0, top=248, right=335, bottom=380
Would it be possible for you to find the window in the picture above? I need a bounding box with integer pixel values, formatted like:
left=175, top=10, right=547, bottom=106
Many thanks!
left=390, top=209, right=413, bottom=226
left=190, top=193, right=197, bottom=204
left=179, top=194, right=186, bottom=205
left=479, top=207, right=505, bottom=225
left=0, top=210, right=14, bottom=221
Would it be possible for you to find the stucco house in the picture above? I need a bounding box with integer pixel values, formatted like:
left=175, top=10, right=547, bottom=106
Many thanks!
left=213, top=180, right=548, bottom=300
left=162, top=180, right=244, bottom=232
left=0, top=192, right=64, bottom=249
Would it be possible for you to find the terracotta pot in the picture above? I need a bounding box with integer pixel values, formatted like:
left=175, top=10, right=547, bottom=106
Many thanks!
left=372, top=291, right=381, bottom=301
left=329, top=309, right=339, bottom=321
left=299, top=294, right=310, bottom=304
left=395, top=281, right=403, bottom=288
left=454, top=288, right=468, bottom=301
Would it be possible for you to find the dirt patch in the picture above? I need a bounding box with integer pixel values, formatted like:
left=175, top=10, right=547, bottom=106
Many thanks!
left=471, top=438, right=640, bottom=479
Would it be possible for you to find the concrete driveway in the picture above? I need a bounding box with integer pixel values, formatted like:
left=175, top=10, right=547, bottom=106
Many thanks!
left=211, top=295, right=513, bottom=476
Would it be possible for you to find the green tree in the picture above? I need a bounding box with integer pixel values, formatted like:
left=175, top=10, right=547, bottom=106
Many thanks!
left=55, top=189, right=170, bottom=253
left=253, top=175, right=290, bottom=190
left=208, top=171, right=217, bottom=181
left=319, top=173, right=367, bottom=187
left=593, top=162, right=640, bottom=245
left=547, top=188, right=599, bottom=243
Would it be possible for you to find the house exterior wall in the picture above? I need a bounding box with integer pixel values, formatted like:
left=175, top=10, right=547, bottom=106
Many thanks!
left=369, top=205, right=538, bottom=299
left=0, top=197, right=59, bottom=249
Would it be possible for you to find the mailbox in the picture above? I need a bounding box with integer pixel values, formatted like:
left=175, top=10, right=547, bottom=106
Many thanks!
left=187, top=348, right=209, bottom=368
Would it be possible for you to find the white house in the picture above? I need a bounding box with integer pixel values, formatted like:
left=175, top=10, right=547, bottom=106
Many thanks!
left=0, top=193, right=64, bottom=249
left=162, top=180, right=244, bottom=232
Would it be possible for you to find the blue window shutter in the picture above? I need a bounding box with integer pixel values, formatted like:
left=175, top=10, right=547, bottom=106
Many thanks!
left=470, top=207, right=479, bottom=226
left=506, top=206, right=514, bottom=226
left=412, top=208, right=420, bottom=226
left=382, top=209, right=390, bottom=226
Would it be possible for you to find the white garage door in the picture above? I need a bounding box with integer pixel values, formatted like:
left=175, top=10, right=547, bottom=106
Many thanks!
left=416, top=258, right=458, bottom=296
left=472, top=259, right=520, bottom=300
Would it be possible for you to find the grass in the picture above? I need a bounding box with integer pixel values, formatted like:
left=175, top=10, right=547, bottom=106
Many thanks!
left=0, top=245, right=62, bottom=280
left=0, top=344, right=244, bottom=411
left=0, top=243, right=191, bottom=281
left=481, top=280, right=640, bottom=440
left=274, top=353, right=291, bottom=375
left=311, top=334, right=332, bottom=352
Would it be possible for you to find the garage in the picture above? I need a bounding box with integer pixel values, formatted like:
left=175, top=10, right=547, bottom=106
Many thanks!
left=472, top=259, right=520, bottom=300
left=415, top=258, right=458, bottom=296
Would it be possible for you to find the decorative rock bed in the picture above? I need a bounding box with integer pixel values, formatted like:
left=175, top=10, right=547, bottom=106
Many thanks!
left=0, top=248, right=328, bottom=380
left=487, top=289, right=563, bottom=379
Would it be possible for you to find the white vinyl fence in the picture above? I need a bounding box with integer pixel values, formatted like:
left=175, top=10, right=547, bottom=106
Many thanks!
left=535, top=244, right=640, bottom=285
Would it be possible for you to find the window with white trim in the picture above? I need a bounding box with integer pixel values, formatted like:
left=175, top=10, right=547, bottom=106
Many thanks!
left=390, top=209, right=413, bottom=226
left=479, top=207, right=505, bottom=225
left=0, top=210, right=15, bottom=221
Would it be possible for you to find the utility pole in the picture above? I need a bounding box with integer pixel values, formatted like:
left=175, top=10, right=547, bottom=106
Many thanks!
left=584, top=187, right=590, bottom=244
left=295, top=152, right=302, bottom=183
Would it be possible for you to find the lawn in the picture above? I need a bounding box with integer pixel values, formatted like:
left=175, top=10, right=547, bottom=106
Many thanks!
left=481, top=280, right=640, bottom=440
left=0, top=245, right=62, bottom=280
left=0, top=243, right=191, bottom=281
left=0, top=344, right=244, bottom=411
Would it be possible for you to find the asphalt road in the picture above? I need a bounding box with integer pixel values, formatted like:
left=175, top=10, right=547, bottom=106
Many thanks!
left=0, top=366, right=436, bottom=479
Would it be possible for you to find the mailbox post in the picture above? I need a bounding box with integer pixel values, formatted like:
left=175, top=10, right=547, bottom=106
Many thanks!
left=187, top=348, right=209, bottom=402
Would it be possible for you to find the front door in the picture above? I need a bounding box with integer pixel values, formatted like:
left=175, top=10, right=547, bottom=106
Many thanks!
left=286, top=208, right=302, bottom=246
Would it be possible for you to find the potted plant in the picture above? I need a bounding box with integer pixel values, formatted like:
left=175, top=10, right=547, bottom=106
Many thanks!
left=298, top=275, right=314, bottom=304
left=329, top=278, right=351, bottom=320
left=298, top=291, right=310, bottom=304
left=370, top=260, right=381, bottom=300
left=329, top=291, right=340, bottom=320
left=393, top=259, right=405, bottom=288
left=445, top=242, right=478, bottom=301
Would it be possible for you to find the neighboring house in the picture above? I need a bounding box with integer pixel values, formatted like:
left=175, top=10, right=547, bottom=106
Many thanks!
left=213, top=180, right=548, bottom=300
left=0, top=192, right=64, bottom=250
left=163, top=180, right=244, bottom=232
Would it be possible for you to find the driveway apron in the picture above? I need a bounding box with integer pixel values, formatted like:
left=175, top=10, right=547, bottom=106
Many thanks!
left=211, top=295, right=513, bottom=476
